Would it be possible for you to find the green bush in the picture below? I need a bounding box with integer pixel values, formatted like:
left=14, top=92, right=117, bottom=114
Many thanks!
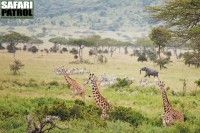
left=70, top=48, right=78, bottom=55
left=137, top=54, right=147, bottom=62
left=28, top=46, right=38, bottom=53
left=0, top=117, right=24, bottom=131
left=109, top=106, right=146, bottom=126
left=111, top=78, right=133, bottom=89
left=62, top=47, right=68, bottom=52
left=195, top=79, right=200, bottom=88
left=154, top=57, right=172, bottom=69
left=6, top=43, right=16, bottom=53
left=33, top=99, right=101, bottom=121
left=148, top=117, right=162, bottom=127
left=173, top=122, right=190, bottom=133
left=89, top=49, right=96, bottom=56
left=48, top=81, right=59, bottom=86
left=164, top=51, right=172, bottom=57
left=9, top=59, right=24, bottom=75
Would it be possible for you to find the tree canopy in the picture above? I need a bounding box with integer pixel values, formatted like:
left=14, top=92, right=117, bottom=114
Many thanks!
left=135, top=37, right=153, bottom=47
left=148, top=0, right=200, bottom=67
left=49, top=37, right=67, bottom=45
left=2, top=32, right=31, bottom=45
left=147, top=0, right=200, bottom=30
left=2, top=32, right=31, bottom=56
left=29, top=37, right=43, bottom=45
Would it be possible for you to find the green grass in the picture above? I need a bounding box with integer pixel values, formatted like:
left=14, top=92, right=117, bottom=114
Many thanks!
left=0, top=50, right=200, bottom=132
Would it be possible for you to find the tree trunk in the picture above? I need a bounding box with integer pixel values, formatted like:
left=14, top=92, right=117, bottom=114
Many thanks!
left=79, top=45, right=84, bottom=62
left=79, top=47, right=82, bottom=62
left=159, top=45, right=162, bottom=70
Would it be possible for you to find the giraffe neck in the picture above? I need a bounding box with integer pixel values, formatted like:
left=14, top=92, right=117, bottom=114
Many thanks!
left=63, top=72, right=74, bottom=84
left=91, top=80, right=100, bottom=93
left=90, top=80, right=101, bottom=100
left=161, top=87, right=172, bottom=112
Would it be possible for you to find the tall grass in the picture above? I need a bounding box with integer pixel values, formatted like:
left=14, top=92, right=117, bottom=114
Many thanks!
left=0, top=51, right=200, bottom=132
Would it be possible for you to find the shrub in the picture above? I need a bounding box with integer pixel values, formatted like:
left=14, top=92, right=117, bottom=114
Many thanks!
left=111, top=78, right=133, bottom=89
left=74, top=54, right=78, bottom=60
left=44, top=48, right=49, bottom=53
left=163, top=51, right=172, bottom=57
left=6, top=43, right=16, bottom=53
left=28, top=46, right=38, bottom=53
left=0, top=42, right=5, bottom=50
left=148, top=117, right=162, bottom=127
left=137, top=54, right=147, bottom=62
left=62, top=47, right=68, bottom=52
left=146, top=50, right=157, bottom=61
left=74, top=99, right=85, bottom=106
left=132, top=50, right=140, bottom=56
left=0, top=117, right=24, bottom=131
left=97, top=49, right=103, bottom=54
left=89, top=49, right=96, bottom=56
left=23, top=45, right=27, bottom=51
left=97, top=55, right=107, bottom=64
left=109, top=106, right=146, bottom=126
left=195, top=79, right=200, bottom=88
left=154, top=57, right=172, bottom=69
left=48, top=81, right=59, bottom=86
left=103, top=49, right=108, bottom=54
left=70, top=48, right=78, bottom=55
left=49, top=44, right=59, bottom=53
left=26, top=78, right=38, bottom=87
left=9, top=59, right=24, bottom=75
left=173, top=122, right=190, bottom=133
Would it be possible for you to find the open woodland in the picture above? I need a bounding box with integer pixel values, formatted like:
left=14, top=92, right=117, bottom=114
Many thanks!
left=0, top=0, right=200, bottom=132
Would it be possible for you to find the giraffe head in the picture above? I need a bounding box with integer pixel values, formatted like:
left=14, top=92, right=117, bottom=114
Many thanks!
left=158, top=81, right=165, bottom=90
left=60, top=66, right=67, bottom=74
left=86, top=73, right=97, bottom=84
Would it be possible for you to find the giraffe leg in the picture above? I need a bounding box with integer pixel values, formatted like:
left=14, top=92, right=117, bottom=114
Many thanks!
left=72, top=93, right=76, bottom=99
left=163, top=119, right=167, bottom=127
left=101, top=109, right=108, bottom=119
left=80, top=91, right=85, bottom=99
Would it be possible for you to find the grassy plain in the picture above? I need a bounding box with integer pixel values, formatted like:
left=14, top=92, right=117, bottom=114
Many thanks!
left=0, top=50, right=200, bottom=132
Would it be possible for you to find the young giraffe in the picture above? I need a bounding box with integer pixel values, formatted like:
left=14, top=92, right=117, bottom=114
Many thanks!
left=158, top=81, right=184, bottom=126
left=87, top=73, right=114, bottom=118
left=61, top=67, right=85, bottom=99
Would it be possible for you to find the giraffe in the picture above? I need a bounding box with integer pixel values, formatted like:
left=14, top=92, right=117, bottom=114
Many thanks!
left=61, top=67, right=85, bottom=99
left=158, top=81, right=184, bottom=126
left=86, top=73, right=114, bottom=118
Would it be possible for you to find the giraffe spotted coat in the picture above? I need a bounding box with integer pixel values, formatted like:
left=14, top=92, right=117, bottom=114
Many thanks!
left=87, top=73, right=114, bottom=118
left=158, top=81, right=184, bottom=126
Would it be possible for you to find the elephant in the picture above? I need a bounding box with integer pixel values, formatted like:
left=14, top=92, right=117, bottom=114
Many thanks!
left=140, top=67, right=159, bottom=77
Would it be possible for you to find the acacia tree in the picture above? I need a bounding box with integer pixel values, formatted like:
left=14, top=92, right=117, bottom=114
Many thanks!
left=101, top=38, right=117, bottom=57
left=149, top=27, right=171, bottom=59
left=2, top=32, right=31, bottom=57
left=86, top=35, right=101, bottom=55
left=49, top=37, right=67, bottom=52
left=147, top=0, right=200, bottom=55
left=67, top=38, right=94, bottom=61
left=149, top=27, right=171, bottom=69
left=29, top=36, right=43, bottom=49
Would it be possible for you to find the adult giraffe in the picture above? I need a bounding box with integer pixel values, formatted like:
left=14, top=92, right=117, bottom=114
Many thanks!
left=61, top=67, right=85, bottom=99
left=158, top=81, right=184, bottom=126
left=86, top=73, right=114, bottom=118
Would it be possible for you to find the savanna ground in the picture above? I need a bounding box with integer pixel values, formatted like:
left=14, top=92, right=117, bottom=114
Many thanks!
left=0, top=49, right=200, bottom=132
